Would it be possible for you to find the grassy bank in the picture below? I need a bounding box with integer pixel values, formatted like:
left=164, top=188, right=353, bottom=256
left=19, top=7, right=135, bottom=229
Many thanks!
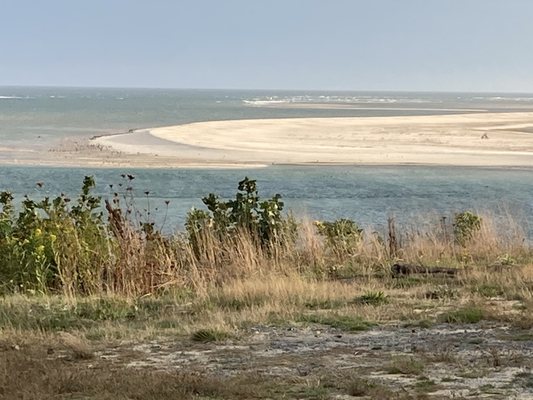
left=1, top=176, right=532, bottom=399
left=0, top=175, right=530, bottom=297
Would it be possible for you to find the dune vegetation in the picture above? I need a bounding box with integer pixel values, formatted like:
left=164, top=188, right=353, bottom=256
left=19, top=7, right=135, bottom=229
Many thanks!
left=1, top=176, right=532, bottom=399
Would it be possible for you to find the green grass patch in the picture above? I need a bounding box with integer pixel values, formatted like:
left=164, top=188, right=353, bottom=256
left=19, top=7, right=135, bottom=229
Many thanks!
left=344, top=378, right=394, bottom=398
left=75, top=297, right=136, bottom=321
left=439, top=306, right=485, bottom=324
left=353, top=291, right=389, bottom=306
left=388, top=276, right=427, bottom=289
left=215, top=296, right=268, bottom=311
left=504, top=332, right=533, bottom=341
left=191, top=328, right=231, bottom=343
left=424, top=286, right=458, bottom=300
left=473, top=284, right=505, bottom=298
left=0, top=300, right=94, bottom=331
left=386, top=356, right=425, bottom=375
left=0, top=295, right=193, bottom=333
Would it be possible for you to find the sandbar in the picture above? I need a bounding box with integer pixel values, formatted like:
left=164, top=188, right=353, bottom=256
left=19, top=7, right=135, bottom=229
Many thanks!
left=3, top=112, right=533, bottom=168
left=91, top=112, right=533, bottom=168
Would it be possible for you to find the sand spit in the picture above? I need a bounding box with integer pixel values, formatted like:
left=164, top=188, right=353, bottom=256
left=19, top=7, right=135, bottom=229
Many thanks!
left=3, top=112, right=533, bottom=168
left=91, top=112, right=533, bottom=168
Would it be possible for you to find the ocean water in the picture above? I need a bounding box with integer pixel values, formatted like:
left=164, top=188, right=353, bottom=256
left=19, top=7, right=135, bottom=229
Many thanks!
left=2, top=86, right=533, bottom=151
left=0, top=87, right=532, bottom=234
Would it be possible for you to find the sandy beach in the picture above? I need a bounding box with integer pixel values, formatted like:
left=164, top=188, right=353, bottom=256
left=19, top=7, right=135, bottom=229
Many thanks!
left=88, top=112, right=533, bottom=168
left=3, top=111, right=533, bottom=168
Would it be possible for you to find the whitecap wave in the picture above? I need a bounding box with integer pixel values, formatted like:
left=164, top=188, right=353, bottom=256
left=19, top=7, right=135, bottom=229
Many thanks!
left=472, top=96, right=533, bottom=102
left=243, top=99, right=289, bottom=106
left=243, top=95, right=431, bottom=106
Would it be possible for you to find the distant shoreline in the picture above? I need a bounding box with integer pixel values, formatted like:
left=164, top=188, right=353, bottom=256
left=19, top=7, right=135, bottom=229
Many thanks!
left=2, top=111, right=533, bottom=169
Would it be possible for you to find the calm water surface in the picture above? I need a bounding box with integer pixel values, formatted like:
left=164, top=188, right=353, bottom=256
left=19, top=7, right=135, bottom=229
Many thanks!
left=0, top=165, right=531, bottom=235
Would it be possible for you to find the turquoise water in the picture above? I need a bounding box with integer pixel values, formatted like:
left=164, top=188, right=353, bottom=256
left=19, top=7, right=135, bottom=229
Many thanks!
left=1, top=87, right=532, bottom=234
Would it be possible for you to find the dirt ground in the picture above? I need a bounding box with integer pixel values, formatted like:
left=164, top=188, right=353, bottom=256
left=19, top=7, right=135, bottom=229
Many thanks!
left=117, top=323, right=533, bottom=399
left=5, top=322, right=531, bottom=400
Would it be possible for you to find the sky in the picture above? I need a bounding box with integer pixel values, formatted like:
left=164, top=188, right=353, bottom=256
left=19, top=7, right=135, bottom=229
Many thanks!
left=1, top=0, right=533, bottom=92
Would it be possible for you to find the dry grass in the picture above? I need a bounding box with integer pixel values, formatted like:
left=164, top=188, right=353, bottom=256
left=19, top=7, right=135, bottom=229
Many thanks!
left=1, top=259, right=531, bottom=343
left=0, top=347, right=272, bottom=400
left=57, top=331, right=94, bottom=360
left=1, top=259, right=532, bottom=399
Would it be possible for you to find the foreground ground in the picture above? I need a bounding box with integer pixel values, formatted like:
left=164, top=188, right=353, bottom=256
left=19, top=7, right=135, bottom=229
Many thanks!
left=3, top=320, right=532, bottom=399
left=2, top=266, right=533, bottom=400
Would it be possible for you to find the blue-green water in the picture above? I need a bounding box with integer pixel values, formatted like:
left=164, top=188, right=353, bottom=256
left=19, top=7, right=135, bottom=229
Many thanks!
left=1, top=165, right=531, bottom=235
left=1, top=87, right=532, bottom=234
left=2, top=87, right=533, bottom=150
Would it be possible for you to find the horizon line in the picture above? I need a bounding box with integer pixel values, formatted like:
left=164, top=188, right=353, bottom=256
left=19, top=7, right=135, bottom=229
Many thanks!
left=1, top=84, right=533, bottom=95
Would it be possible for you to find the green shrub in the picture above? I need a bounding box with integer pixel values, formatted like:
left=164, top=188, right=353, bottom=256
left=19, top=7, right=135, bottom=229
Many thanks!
left=186, top=177, right=294, bottom=249
left=315, top=218, right=363, bottom=255
left=453, top=211, right=482, bottom=245
left=75, top=297, right=136, bottom=321
left=0, top=176, right=111, bottom=295
left=473, top=284, right=504, bottom=298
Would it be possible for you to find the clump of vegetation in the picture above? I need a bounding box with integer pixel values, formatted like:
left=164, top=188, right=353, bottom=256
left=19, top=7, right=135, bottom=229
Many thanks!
left=453, top=211, right=482, bottom=245
left=58, top=332, right=94, bottom=360
left=315, top=218, right=363, bottom=255
left=1, top=175, right=533, bottom=400
left=0, top=176, right=111, bottom=295
left=386, top=356, right=425, bottom=375
left=354, top=290, right=389, bottom=305
left=513, top=372, right=533, bottom=389
left=345, top=378, right=389, bottom=397
left=473, top=284, right=504, bottom=298
left=191, top=328, right=231, bottom=343
left=186, top=177, right=292, bottom=248
left=439, top=306, right=485, bottom=324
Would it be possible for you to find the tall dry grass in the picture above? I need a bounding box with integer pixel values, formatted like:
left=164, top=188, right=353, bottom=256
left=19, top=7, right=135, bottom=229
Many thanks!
left=0, top=175, right=531, bottom=298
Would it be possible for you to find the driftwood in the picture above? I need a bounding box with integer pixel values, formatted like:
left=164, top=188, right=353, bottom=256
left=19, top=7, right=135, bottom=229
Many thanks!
left=392, top=263, right=458, bottom=277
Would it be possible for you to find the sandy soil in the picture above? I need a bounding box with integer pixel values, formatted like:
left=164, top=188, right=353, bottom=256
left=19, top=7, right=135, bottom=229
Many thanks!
left=95, top=323, right=533, bottom=398
left=5, top=322, right=532, bottom=398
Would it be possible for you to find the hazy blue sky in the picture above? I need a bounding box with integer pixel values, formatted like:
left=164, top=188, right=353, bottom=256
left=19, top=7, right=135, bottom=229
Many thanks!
left=2, top=0, right=533, bottom=91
